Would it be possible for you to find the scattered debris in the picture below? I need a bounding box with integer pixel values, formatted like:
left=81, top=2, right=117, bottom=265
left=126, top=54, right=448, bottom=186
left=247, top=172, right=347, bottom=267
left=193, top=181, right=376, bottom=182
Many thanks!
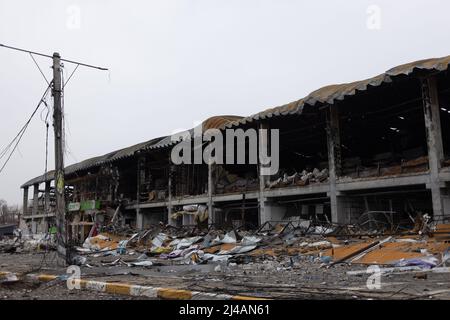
left=267, top=168, right=329, bottom=189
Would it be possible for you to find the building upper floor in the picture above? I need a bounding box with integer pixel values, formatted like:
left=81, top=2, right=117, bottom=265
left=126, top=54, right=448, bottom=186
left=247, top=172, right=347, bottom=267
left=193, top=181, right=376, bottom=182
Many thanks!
left=20, top=54, right=450, bottom=219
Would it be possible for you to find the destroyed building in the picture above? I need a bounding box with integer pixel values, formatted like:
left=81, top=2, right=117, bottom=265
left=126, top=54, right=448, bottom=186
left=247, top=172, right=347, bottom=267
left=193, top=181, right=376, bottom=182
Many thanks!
left=20, top=55, right=450, bottom=242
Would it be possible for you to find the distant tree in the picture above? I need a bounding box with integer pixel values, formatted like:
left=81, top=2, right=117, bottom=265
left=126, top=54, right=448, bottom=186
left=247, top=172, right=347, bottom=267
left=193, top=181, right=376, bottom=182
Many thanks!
left=0, top=199, right=8, bottom=224
left=0, top=200, right=20, bottom=224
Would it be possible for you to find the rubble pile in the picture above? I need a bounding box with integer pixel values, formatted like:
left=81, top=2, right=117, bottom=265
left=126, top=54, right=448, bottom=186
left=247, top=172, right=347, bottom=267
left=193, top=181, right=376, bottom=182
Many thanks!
left=2, top=219, right=449, bottom=300
left=170, top=204, right=209, bottom=224
left=0, top=232, right=56, bottom=254
left=2, top=218, right=449, bottom=296
left=267, top=168, right=329, bottom=189
left=215, top=167, right=258, bottom=194
left=70, top=220, right=450, bottom=277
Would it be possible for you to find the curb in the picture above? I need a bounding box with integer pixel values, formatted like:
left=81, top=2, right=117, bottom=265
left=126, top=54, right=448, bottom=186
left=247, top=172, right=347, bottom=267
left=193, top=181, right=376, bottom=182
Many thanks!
left=1, top=271, right=268, bottom=300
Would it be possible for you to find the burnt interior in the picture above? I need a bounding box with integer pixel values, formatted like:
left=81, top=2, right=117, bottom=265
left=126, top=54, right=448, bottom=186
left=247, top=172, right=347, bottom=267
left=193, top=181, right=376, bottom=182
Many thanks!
left=341, top=186, right=432, bottom=226
left=213, top=200, right=259, bottom=230
left=171, top=164, right=208, bottom=197
left=66, top=164, right=119, bottom=203
left=270, top=112, right=329, bottom=181
left=136, top=150, right=169, bottom=203
left=338, top=78, right=428, bottom=179
left=215, top=123, right=259, bottom=195
left=276, top=194, right=331, bottom=223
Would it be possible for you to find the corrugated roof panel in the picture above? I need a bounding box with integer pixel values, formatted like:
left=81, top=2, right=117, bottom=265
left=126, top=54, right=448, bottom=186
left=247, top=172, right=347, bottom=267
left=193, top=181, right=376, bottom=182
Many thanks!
left=21, top=55, right=450, bottom=188
left=220, top=55, right=450, bottom=129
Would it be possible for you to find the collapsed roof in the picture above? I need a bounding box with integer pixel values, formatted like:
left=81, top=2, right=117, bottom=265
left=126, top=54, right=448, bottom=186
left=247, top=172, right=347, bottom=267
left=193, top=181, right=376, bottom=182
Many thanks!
left=21, top=55, right=450, bottom=188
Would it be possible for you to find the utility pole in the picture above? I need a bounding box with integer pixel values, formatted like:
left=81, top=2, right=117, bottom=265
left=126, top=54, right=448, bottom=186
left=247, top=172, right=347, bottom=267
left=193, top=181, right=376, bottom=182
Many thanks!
left=0, top=43, right=108, bottom=267
left=52, top=53, right=67, bottom=266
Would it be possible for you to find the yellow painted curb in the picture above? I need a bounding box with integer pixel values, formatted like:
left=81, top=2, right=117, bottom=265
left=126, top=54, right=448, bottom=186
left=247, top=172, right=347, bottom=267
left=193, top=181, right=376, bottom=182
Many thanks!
left=38, top=274, right=58, bottom=282
left=106, top=282, right=133, bottom=295
left=232, top=295, right=269, bottom=300
left=157, top=288, right=193, bottom=300
left=1, top=270, right=271, bottom=300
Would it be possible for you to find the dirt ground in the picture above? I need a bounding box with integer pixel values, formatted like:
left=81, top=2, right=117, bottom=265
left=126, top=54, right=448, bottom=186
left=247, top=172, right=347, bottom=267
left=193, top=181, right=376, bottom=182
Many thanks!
left=1, top=251, right=449, bottom=300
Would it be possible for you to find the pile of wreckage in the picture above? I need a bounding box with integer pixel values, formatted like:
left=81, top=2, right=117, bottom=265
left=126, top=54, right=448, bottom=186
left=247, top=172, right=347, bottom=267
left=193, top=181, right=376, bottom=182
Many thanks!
left=2, top=215, right=449, bottom=280
left=170, top=204, right=209, bottom=225
left=267, top=168, right=329, bottom=189
left=70, top=218, right=450, bottom=277
left=215, top=167, right=258, bottom=194
left=0, top=231, right=56, bottom=254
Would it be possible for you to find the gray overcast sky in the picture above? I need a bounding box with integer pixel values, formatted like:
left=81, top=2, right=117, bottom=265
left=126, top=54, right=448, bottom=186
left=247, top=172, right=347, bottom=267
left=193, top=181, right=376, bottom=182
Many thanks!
left=1, top=0, right=449, bottom=206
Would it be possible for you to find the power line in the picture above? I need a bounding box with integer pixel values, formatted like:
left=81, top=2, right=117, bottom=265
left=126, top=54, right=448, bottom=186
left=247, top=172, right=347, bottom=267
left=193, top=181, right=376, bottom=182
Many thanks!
left=0, top=43, right=108, bottom=165
left=1, top=44, right=108, bottom=266
left=0, top=84, right=51, bottom=159
left=0, top=84, right=52, bottom=174
left=63, top=63, right=80, bottom=89
left=0, top=43, right=108, bottom=71
left=29, top=53, right=50, bottom=85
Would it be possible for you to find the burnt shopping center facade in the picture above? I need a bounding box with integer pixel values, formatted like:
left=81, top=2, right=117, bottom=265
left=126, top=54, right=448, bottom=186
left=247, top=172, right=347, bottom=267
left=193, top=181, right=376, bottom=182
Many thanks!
left=20, top=55, right=450, bottom=239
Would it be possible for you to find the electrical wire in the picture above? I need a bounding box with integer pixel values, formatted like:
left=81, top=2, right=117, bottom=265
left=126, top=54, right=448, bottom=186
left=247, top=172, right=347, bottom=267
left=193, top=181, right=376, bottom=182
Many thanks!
left=0, top=85, right=51, bottom=160
left=63, top=63, right=79, bottom=89
left=0, top=42, right=107, bottom=268
left=60, top=67, right=79, bottom=163
left=35, top=112, right=53, bottom=272
left=29, top=53, right=50, bottom=85
left=61, top=67, right=67, bottom=159
left=0, top=43, right=108, bottom=71
left=61, top=64, right=74, bottom=263
left=0, top=84, right=52, bottom=174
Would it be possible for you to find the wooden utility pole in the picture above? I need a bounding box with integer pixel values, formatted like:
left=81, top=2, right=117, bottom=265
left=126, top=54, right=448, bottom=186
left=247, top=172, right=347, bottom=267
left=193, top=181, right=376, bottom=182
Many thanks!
left=52, top=52, right=67, bottom=266
left=0, top=44, right=108, bottom=266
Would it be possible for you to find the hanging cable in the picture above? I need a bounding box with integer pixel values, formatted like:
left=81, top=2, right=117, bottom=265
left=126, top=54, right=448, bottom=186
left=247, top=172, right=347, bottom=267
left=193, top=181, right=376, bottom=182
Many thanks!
left=0, top=43, right=108, bottom=70
left=29, top=53, right=50, bottom=85
left=0, top=84, right=52, bottom=174
left=61, top=66, right=67, bottom=158
left=0, top=84, right=52, bottom=160
left=60, top=66, right=77, bottom=162
left=63, top=63, right=79, bottom=89
left=0, top=86, right=50, bottom=160
left=43, top=106, right=50, bottom=209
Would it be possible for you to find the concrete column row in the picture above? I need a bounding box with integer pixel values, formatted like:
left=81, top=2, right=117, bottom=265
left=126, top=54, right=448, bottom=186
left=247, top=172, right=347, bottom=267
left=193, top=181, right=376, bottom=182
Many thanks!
left=422, top=77, right=446, bottom=221
left=133, top=75, right=448, bottom=230
left=23, top=181, right=53, bottom=217
left=328, top=75, right=448, bottom=224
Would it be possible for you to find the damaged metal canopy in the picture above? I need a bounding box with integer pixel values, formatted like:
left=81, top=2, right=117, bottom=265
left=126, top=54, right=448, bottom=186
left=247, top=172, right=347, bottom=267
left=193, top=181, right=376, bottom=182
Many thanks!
left=219, top=54, right=450, bottom=129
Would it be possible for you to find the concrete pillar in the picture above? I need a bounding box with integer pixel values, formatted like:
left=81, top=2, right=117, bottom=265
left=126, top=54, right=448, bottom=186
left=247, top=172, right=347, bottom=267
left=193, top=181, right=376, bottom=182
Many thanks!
left=167, top=165, right=175, bottom=226
left=136, top=209, right=144, bottom=229
left=262, top=201, right=286, bottom=222
left=32, top=183, right=39, bottom=216
left=22, top=187, right=29, bottom=216
left=136, top=156, right=145, bottom=230
left=442, top=190, right=450, bottom=216
left=326, top=105, right=345, bottom=224
left=44, top=181, right=51, bottom=214
left=336, top=194, right=349, bottom=224
left=422, top=77, right=446, bottom=220
left=258, top=122, right=270, bottom=225
left=42, top=218, right=49, bottom=234
left=207, top=161, right=215, bottom=225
